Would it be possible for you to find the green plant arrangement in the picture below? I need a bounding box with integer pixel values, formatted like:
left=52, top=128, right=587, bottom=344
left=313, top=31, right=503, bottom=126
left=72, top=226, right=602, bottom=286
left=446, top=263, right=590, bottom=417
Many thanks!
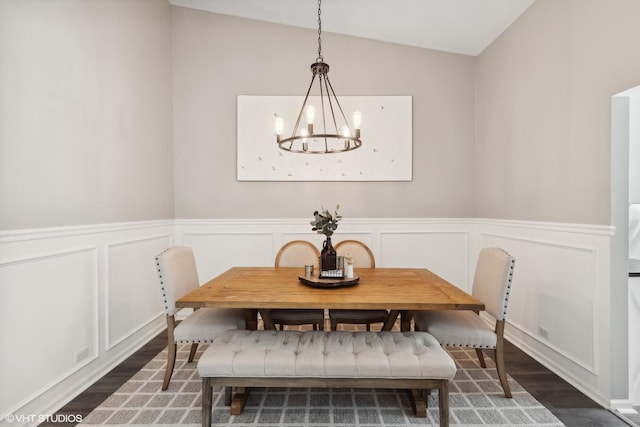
left=310, top=205, right=342, bottom=238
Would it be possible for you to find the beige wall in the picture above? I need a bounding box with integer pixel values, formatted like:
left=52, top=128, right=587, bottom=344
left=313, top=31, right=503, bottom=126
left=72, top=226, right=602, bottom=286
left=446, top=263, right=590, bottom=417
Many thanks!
left=475, top=0, right=640, bottom=225
left=171, top=7, right=476, bottom=219
left=0, top=0, right=174, bottom=230
left=6, top=1, right=639, bottom=228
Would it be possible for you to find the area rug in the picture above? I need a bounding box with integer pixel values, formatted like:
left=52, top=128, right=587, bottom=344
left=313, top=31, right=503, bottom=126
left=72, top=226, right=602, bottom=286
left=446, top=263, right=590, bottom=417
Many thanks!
left=80, top=344, right=564, bottom=426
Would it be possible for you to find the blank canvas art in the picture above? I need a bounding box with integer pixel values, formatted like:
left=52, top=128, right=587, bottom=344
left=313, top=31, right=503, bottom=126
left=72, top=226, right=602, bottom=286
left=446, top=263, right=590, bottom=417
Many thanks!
left=237, top=95, right=412, bottom=181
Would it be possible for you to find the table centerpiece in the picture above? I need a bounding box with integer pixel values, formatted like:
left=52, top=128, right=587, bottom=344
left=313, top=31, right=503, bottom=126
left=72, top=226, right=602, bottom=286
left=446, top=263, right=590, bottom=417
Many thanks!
left=310, top=205, right=342, bottom=278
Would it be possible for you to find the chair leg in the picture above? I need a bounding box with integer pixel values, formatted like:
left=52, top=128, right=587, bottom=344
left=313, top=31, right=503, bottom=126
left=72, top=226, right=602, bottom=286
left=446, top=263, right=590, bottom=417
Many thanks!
left=475, top=348, right=487, bottom=368
left=202, top=377, right=212, bottom=427
left=494, top=320, right=512, bottom=398
left=366, top=323, right=371, bottom=332
left=495, top=347, right=512, bottom=398
left=162, top=343, right=177, bottom=390
left=188, top=343, right=199, bottom=362
left=163, top=315, right=177, bottom=391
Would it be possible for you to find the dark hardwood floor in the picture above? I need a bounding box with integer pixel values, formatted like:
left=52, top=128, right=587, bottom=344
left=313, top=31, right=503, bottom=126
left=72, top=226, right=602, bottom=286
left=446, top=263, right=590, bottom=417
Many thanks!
left=42, top=328, right=635, bottom=427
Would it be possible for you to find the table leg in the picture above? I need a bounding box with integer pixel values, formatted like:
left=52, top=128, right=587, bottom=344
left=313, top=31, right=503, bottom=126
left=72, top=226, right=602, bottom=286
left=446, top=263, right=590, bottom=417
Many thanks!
left=407, top=388, right=427, bottom=417
left=258, top=309, right=277, bottom=330
left=401, top=310, right=414, bottom=332
left=382, top=310, right=400, bottom=331
left=230, top=386, right=250, bottom=415
left=243, top=309, right=258, bottom=330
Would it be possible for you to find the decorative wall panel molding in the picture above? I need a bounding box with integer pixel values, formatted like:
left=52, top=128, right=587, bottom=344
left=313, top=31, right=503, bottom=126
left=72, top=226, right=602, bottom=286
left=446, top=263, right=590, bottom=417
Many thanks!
left=479, top=232, right=598, bottom=374
left=629, top=276, right=640, bottom=406
left=0, top=221, right=173, bottom=424
left=105, top=235, right=172, bottom=349
left=0, top=247, right=98, bottom=422
left=0, top=217, right=618, bottom=420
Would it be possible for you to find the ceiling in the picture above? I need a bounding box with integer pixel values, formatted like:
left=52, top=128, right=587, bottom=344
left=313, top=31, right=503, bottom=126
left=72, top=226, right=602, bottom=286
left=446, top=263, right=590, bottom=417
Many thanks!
left=168, top=0, right=535, bottom=56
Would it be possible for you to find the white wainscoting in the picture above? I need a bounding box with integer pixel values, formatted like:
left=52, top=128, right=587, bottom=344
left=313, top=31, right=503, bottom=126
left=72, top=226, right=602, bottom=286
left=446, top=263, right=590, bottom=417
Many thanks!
left=175, top=218, right=616, bottom=408
left=475, top=219, right=613, bottom=408
left=0, top=221, right=173, bottom=427
left=630, top=276, right=640, bottom=406
left=174, top=218, right=476, bottom=289
left=0, top=217, right=619, bottom=426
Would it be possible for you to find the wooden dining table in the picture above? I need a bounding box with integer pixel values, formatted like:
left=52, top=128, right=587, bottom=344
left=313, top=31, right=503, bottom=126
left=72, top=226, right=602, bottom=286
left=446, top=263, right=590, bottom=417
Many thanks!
left=176, top=266, right=484, bottom=417
left=175, top=266, right=484, bottom=331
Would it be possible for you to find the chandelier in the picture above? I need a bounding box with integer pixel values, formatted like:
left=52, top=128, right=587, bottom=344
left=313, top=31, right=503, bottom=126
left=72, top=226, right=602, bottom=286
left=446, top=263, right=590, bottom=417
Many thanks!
left=275, top=0, right=362, bottom=154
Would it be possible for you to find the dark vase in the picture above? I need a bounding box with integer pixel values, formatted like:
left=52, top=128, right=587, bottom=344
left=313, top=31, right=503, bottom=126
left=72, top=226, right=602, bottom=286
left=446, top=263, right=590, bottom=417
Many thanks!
left=320, top=237, right=337, bottom=271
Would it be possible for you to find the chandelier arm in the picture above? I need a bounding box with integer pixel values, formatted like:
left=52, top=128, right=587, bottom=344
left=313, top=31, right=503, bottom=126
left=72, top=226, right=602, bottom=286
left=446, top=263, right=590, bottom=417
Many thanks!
left=324, top=75, right=353, bottom=137
left=322, top=74, right=340, bottom=135
left=318, top=74, right=329, bottom=152
left=290, top=73, right=318, bottom=144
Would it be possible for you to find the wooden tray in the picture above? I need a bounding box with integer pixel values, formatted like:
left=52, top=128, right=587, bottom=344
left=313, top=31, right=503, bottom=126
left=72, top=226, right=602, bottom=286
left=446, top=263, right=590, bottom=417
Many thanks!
left=299, top=274, right=359, bottom=288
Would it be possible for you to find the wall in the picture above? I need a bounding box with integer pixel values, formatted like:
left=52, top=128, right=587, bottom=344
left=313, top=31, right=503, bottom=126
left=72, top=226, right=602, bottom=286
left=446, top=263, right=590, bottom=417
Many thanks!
left=630, top=275, right=640, bottom=406
left=0, top=0, right=174, bottom=424
left=0, top=0, right=175, bottom=230
left=475, top=0, right=640, bottom=225
left=476, top=0, right=640, bottom=403
left=0, top=221, right=172, bottom=426
left=171, top=8, right=476, bottom=219
left=630, top=94, right=640, bottom=204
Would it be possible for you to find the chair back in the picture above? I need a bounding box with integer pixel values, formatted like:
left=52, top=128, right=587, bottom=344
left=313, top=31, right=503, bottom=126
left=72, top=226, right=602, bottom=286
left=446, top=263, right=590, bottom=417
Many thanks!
left=155, top=246, right=200, bottom=316
left=471, top=247, right=516, bottom=321
left=275, top=240, right=321, bottom=268
left=335, top=240, right=375, bottom=268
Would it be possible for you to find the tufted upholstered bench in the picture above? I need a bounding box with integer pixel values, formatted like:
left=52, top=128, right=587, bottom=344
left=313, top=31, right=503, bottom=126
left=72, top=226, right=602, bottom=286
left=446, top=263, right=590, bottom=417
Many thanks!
left=198, top=330, right=457, bottom=427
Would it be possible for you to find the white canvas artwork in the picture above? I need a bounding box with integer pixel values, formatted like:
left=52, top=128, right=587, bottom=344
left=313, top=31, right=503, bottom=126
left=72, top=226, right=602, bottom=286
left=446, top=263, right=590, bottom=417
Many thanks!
left=237, top=95, right=412, bottom=181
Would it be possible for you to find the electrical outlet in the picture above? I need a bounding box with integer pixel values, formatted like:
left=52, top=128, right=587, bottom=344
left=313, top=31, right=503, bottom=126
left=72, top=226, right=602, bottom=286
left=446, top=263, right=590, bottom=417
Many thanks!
left=537, top=326, right=549, bottom=339
left=75, top=348, right=89, bottom=363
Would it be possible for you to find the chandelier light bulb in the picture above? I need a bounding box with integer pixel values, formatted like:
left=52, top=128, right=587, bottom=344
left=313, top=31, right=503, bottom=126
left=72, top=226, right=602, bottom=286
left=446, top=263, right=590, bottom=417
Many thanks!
left=352, top=111, right=362, bottom=139
left=341, top=124, right=351, bottom=149
left=352, top=111, right=362, bottom=129
left=275, top=116, right=284, bottom=142
left=301, top=128, right=309, bottom=151
left=305, top=105, right=316, bottom=134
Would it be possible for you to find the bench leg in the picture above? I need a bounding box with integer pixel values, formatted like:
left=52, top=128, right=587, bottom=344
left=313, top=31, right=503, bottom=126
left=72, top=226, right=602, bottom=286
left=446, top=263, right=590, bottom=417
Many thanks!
left=439, top=380, right=449, bottom=427
left=202, top=378, right=212, bottom=427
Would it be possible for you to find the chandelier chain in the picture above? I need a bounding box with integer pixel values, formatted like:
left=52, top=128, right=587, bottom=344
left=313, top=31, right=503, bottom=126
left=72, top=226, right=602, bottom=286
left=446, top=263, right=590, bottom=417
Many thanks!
left=317, top=0, right=323, bottom=62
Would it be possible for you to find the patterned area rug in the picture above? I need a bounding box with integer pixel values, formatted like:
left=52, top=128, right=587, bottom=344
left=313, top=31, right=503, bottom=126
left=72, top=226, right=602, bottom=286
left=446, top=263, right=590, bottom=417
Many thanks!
left=79, top=344, right=564, bottom=426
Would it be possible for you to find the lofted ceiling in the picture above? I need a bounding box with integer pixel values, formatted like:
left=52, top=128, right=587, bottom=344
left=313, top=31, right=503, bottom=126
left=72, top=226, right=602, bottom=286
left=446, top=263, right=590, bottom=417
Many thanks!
left=168, top=0, right=535, bottom=56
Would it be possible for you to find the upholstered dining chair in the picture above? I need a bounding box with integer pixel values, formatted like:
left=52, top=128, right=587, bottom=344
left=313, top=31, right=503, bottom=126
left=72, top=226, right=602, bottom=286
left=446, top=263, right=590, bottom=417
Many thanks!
left=155, top=246, right=245, bottom=390
left=270, top=240, right=325, bottom=331
left=414, top=247, right=516, bottom=397
left=328, top=240, right=389, bottom=331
